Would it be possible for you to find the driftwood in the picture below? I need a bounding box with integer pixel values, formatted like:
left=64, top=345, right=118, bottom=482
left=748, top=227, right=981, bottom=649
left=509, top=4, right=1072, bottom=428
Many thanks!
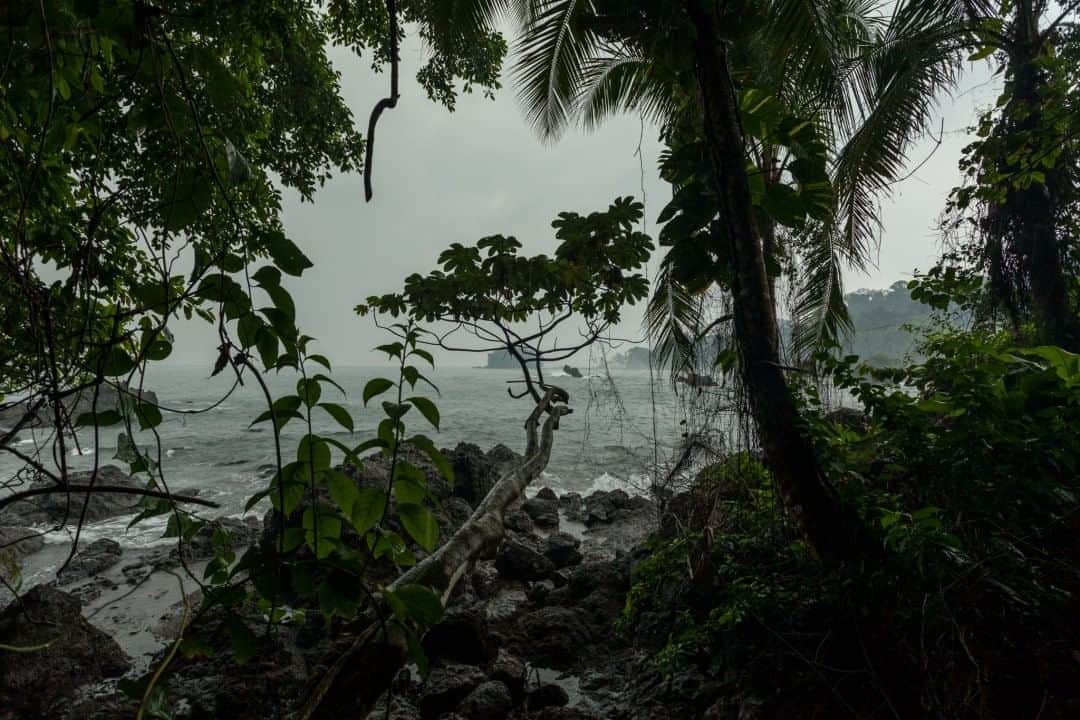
left=290, top=388, right=571, bottom=720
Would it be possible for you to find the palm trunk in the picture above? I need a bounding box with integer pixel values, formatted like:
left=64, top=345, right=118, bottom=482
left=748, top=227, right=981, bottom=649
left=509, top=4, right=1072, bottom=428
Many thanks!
left=685, top=2, right=861, bottom=562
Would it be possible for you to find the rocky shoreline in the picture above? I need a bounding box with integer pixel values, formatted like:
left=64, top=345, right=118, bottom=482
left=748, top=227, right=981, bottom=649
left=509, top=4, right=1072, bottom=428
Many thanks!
left=0, top=444, right=726, bottom=720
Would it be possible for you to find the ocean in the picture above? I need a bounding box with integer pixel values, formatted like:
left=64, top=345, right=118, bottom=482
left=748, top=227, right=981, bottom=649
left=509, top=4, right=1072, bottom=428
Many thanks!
left=2, top=364, right=731, bottom=550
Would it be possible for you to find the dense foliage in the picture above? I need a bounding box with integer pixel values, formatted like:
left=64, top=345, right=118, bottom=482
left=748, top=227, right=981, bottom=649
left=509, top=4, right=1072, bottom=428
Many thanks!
left=621, top=325, right=1080, bottom=717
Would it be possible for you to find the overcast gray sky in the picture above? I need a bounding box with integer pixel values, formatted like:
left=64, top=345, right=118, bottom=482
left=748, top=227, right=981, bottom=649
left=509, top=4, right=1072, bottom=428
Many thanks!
left=168, top=39, right=999, bottom=367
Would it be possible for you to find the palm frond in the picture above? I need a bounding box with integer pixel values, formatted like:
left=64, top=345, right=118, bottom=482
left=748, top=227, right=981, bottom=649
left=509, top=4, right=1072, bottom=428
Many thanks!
left=513, top=0, right=602, bottom=141
left=791, top=226, right=855, bottom=361
left=576, top=45, right=677, bottom=132
left=644, top=261, right=707, bottom=378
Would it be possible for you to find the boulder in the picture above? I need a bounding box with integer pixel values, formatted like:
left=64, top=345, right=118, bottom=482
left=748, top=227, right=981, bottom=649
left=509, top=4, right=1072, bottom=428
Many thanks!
left=178, top=515, right=262, bottom=561
left=418, top=663, right=486, bottom=719
left=523, top=496, right=559, bottom=529
left=471, top=561, right=500, bottom=600
left=582, top=489, right=634, bottom=525
left=495, top=535, right=554, bottom=581
left=423, top=605, right=495, bottom=665
left=544, top=532, right=583, bottom=568
left=0, top=526, right=44, bottom=559
left=559, top=492, right=584, bottom=523
left=2, top=465, right=142, bottom=526
left=0, top=585, right=129, bottom=718
left=536, top=487, right=559, bottom=502
left=457, top=680, right=513, bottom=720
left=486, top=444, right=522, bottom=472
left=528, top=683, right=570, bottom=711
left=504, top=508, right=535, bottom=534
left=57, top=538, right=123, bottom=584
left=447, top=442, right=498, bottom=505
left=442, top=496, right=475, bottom=534
left=515, top=607, right=593, bottom=669
left=488, top=649, right=527, bottom=699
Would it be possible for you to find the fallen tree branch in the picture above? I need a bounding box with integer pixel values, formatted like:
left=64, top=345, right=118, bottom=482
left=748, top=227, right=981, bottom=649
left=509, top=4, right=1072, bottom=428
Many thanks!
left=289, top=388, right=571, bottom=720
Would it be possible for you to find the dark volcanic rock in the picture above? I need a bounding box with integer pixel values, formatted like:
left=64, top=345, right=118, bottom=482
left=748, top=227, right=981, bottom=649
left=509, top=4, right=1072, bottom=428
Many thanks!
left=418, top=663, right=486, bottom=719
left=514, top=607, right=594, bottom=669
left=544, top=532, right=583, bottom=568
left=559, top=492, right=584, bottom=523
left=458, top=680, right=513, bottom=720
left=582, top=489, right=634, bottom=525
left=528, top=683, right=571, bottom=711
left=0, top=585, right=129, bottom=718
left=486, top=444, right=522, bottom=471
left=3, top=465, right=143, bottom=525
left=423, top=605, right=495, bottom=665
left=505, top=508, right=535, bottom=533
left=523, top=496, right=560, bottom=528
left=58, top=538, right=123, bottom=584
left=495, top=535, right=555, bottom=581
left=488, top=649, right=527, bottom=698
left=443, top=496, right=475, bottom=533
left=471, top=561, right=500, bottom=599
left=447, top=442, right=499, bottom=504
left=179, top=515, right=262, bottom=561
left=536, top=487, right=559, bottom=502
left=0, top=526, right=44, bottom=559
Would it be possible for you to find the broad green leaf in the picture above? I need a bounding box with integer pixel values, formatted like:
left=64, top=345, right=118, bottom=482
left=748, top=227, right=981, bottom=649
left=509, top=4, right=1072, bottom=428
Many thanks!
left=351, top=487, right=386, bottom=535
left=395, top=584, right=444, bottom=625
left=318, top=402, right=354, bottom=432
left=363, top=378, right=394, bottom=405
left=398, top=503, right=438, bottom=551
left=134, top=403, right=163, bottom=430
left=328, top=470, right=359, bottom=515
left=75, top=410, right=123, bottom=427
left=297, top=434, right=331, bottom=471
left=265, top=230, right=313, bottom=277
left=298, top=378, right=322, bottom=407
left=406, top=396, right=440, bottom=430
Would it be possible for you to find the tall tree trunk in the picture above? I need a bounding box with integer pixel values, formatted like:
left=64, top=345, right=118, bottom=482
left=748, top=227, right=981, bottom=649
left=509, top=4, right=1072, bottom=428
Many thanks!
left=991, top=0, right=1080, bottom=350
left=685, top=2, right=862, bottom=562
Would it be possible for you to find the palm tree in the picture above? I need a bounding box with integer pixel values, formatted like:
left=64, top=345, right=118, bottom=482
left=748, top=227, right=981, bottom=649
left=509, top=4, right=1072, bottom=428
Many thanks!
left=511, top=0, right=967, bottom=364
left=476, top=0, right=964, bottom=559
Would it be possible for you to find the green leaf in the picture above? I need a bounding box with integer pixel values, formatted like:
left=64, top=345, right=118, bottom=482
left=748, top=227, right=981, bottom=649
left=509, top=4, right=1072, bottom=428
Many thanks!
left=75, top=410, right=123, bottom=427
left=393, top=477, right=426, bottom=505
left=410, top=347, right=435, bottom=367
left=298, top=378, right=322, bottom=407
left=363, top=378, right=395, bottom=405
left=309, top=354, right=332, bottom=371
left=376, top=342, right=406, bottom=360
left=297, top=434, right=331, bottom=471
left=134, top=403, right=163, bottom=430
left=398, top=503, right=439, bottom=551
left=328, top=470, right=359, bottom=516
left=265, top=230, right=313, bottom=277
left=409, top=435, right=455, bottom=487
left=102, top=346, right=135, bottom=376
left=351, top=487, right=386, bottom=535
left=225, top=617, right=257, bottom=665
left=394, top=584, right=445, bottom=625
left=406, top=396, right=440, bottom=430
left=381, top=401, right=411, bottom=422
left=318, top=403, right=354, bottom=432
